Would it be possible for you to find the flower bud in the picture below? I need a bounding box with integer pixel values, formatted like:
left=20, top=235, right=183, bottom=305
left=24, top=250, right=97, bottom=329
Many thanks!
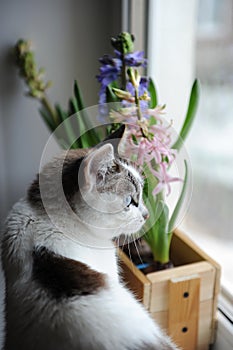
left=127, top=68, right=140, bottom=88
left=139, top=91, right=151, bottom=101
left=112, top=88, right=134, bottom=102
left=111, top=32, right=134, bottom=54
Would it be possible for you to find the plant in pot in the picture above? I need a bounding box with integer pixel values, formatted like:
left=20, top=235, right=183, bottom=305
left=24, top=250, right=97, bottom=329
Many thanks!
left=14, top=34, right=196, bottom=268
left=14, top=33, right=220, bottom=350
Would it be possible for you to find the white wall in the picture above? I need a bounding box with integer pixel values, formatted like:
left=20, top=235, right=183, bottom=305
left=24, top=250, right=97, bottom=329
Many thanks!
left=147, top=0, right=198, bottom=131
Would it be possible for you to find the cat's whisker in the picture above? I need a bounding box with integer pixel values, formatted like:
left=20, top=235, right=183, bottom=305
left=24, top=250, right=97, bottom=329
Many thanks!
left=132, top=234, right=144, bottom=265
left=135, top=229, right=144, bottom=245
left=135, top=231, right=142, bottom=242
left=127, top=236, right=133, bottom=265
left=121, top=234, right=127, bottom=249
left=115, top=235, right=120, bottom=249
left=117, top=237, right=120, bottom=248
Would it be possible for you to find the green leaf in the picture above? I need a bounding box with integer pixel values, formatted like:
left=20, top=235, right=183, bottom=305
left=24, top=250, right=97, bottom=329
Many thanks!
left=68, top=97, right=79, bottom=115
left=106, top=85, right=119, bottom=103
left=73, top=80, right=101, bottom=147
left=148, top=115, right=157, bottom=126
left=172, top=79, right=200, bottom=151
left=148, top=78, right=158, bottom=108
left=168, top=160, right=189, bottom=236
left=55, top=103, right=68, bottom=122
left=142, top=164, right=160, bottom=229
left=74, top=110, right=102, bottom=148
left=74, top=80, right=85, bottom=111
left=143, top=201, right=170, bottom=263
left=81, top=121, right=101, bottom=147
left=132, top=134, right=138, bottom=144
left=74, top=112, right=92, bottom=148
left=68, top=98, right=88, bottom=148
left=55, top=104, right=79, bottom=149
left=142, top=163, right=172, bottom=263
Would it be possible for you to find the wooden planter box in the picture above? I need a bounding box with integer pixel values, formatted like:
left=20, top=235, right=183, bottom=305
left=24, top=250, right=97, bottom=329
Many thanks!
left=118, top=229, right=221, bottom=350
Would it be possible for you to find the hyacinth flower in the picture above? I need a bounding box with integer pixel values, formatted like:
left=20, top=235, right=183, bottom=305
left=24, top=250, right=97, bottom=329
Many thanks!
left=103, top=36, right=200, bottom=268
left=97, top=32, right=148, bottom=115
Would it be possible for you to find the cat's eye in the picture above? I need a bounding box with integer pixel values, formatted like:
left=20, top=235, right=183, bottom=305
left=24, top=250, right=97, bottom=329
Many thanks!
left=125, top=196, right=138, bottom=207
left=125, top=196, right=132, bottom=207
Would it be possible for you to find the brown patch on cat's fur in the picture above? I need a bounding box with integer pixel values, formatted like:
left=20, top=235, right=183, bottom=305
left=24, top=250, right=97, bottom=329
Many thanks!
left=27, top=174, right=41, bottom=206
left=27, top=149, right=90, bottom=209
left=33, top=247, right=107, bottom=299
left=27, top=128, right=126, bottom=210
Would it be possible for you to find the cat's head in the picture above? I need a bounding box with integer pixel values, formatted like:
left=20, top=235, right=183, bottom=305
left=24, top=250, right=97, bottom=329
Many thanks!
left=28, top=127, right=149, bottom=241
left=76, top=142, right=148, bottom=238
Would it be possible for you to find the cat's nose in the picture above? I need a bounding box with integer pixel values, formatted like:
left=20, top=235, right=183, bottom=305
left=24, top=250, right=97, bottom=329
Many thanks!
left=142, top=210, right=149, bottom=220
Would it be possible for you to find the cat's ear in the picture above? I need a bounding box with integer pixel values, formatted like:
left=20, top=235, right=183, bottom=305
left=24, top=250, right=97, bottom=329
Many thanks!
left=84, top=143, right=114, bottom=191
left=102, top=124, right=126, bottom=153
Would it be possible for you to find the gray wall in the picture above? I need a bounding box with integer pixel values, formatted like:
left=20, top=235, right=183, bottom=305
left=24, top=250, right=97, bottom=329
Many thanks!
left=0, top=0, right=121, bottom=347
left=0, top=0, right=121, bottom=222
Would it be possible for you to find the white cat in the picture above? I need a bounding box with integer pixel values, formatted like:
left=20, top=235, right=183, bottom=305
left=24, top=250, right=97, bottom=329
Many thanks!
left=1, top=136, right=179, bottom=349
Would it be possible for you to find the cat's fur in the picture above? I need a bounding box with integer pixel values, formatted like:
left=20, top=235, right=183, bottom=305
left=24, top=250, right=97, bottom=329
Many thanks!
left=1, top=140, right=179, bottom=350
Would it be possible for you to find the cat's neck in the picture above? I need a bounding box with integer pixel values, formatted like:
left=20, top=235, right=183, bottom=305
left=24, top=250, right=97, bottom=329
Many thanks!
left=56, top=236, right=119, bottom=282
left=37, top=211, right=119, bottom=281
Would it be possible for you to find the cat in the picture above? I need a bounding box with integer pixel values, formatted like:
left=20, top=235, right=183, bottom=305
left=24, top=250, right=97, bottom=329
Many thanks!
left=1, top=130, right=179, bottom=350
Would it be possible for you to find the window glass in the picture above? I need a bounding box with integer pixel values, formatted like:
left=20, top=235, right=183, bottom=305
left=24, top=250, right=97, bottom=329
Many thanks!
left=182, top=0, right=233, bottom=296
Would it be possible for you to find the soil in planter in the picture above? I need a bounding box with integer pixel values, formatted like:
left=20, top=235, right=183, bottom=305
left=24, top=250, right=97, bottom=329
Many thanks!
left=121, top=238, right=173, bottom=274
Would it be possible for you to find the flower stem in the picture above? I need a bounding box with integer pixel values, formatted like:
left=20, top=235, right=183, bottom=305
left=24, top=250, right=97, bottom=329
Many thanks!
left=121, top=54, right=127, bottom=90
left=134, top=84, right=148, bottom=138
left=135, top=88, right=143, bottom=121
left=41, top=95, right=59, bottom=126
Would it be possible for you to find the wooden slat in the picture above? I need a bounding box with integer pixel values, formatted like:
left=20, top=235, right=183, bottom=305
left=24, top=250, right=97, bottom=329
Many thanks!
left=173, top=229, right=221, bottom=344
left=118, top=249, right=151, bottom=309
left=198, top=299, right=212, bottom=349
left=147, top=261, right=215, bottom=313
left=172, top=229, right=222, bottom=272
left=168, top=276, right=200, bottom=350
left=151, top=310, right=167, bottom=330
left=171, top=230, right=204, bottom=265
left=151, top=300, right=213, bottom=350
